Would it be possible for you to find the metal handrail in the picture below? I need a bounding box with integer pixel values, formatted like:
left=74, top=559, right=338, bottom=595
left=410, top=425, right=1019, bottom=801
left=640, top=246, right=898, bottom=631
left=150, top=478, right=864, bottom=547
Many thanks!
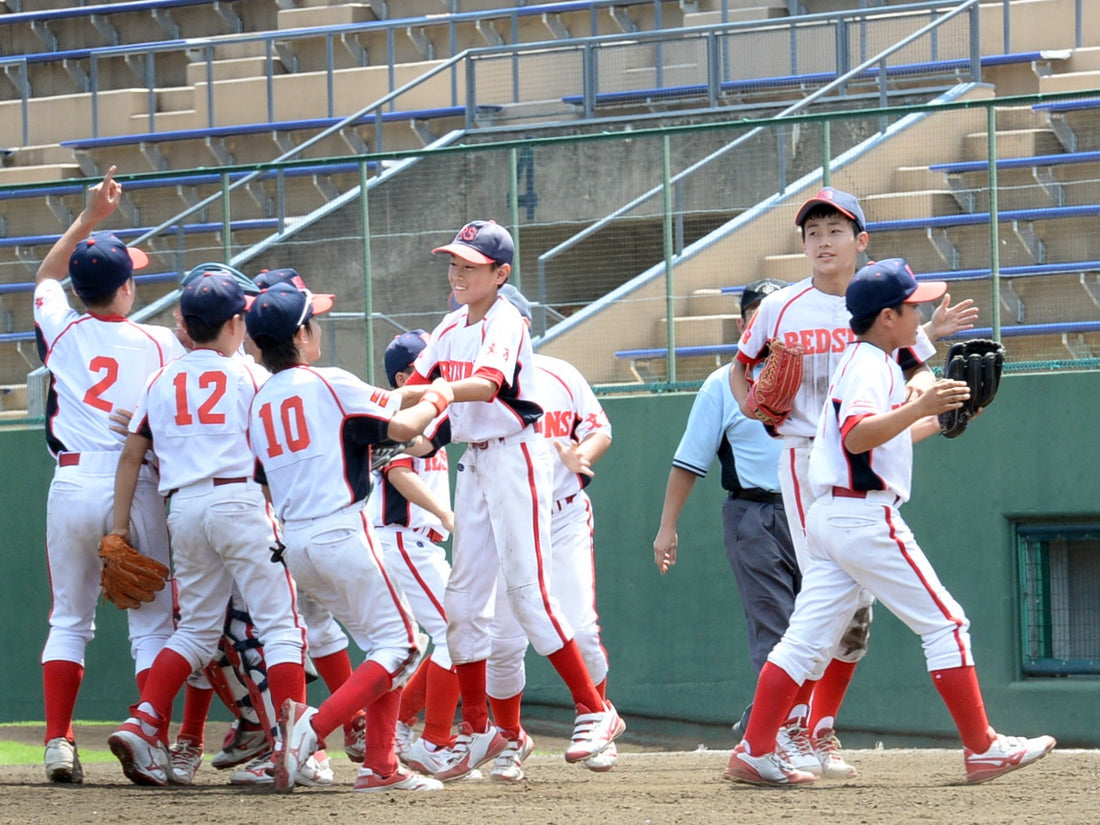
left=532, top=0, right=982, bottom=334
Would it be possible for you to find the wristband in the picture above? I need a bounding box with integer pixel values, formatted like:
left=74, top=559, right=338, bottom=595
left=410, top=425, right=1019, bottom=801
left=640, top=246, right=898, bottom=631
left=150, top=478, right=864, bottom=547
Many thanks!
left=421, top=389, right=449, bottom=416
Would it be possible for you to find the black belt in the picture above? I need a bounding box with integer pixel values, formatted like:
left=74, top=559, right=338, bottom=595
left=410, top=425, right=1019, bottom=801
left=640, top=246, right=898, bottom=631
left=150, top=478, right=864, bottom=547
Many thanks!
left=729, top=488, right=783, bottom=504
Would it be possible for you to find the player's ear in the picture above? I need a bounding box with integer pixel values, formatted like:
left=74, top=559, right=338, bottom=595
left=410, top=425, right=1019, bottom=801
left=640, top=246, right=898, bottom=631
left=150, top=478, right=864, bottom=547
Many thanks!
left=494, top=262, right=511, bottom=285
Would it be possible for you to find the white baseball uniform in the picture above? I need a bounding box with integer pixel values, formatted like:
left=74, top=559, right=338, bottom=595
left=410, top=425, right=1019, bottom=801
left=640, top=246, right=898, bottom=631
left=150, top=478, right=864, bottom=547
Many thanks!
left=249, top=365, right=419, bottom=681
left=129, top=347, right=305, bottom=675
left=736, top=276, right=935, bottom=565
left=34, top=278, right=184, bottom=673
left=367, top=416, right=454, bottom=670
left=767, top=340, right=973, bottom=684
left=488, top=354, right=612, bottom=699
left=410, top=297, right=572, bottom=663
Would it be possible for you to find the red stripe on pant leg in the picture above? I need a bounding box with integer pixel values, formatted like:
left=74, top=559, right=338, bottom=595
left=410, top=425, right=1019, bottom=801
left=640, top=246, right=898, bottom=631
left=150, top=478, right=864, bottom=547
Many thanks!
left=519, top=441, right=568, bottom=644
left=396, top=532, right=447, bottom=622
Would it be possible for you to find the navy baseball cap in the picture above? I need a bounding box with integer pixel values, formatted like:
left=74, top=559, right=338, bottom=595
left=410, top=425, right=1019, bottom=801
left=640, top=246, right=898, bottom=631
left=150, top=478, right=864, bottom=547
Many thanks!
left=740, top=278, right=786, bottom=314
left=252, top=267, right=334, bottom=313
left=181, top=262, right=260, bottom=299
left=384, top=330, right=430, bottom=388
left=794, top=187, right=866, bottom=233
left=846, top=258, right=947, bottom=321
left=432, top=220, right=514, bottom=265
left=180, top=271, right=246, bottom=328
left=245, top=282, right=316, bottom=343
left=68, top=231, right=149, bottom=301
left=498, top=283, right=532, bottom=321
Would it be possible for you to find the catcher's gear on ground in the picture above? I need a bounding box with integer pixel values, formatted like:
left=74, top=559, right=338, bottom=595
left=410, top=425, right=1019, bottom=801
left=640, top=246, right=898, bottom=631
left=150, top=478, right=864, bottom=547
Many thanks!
left=371, top=438, right=415, bottom=471
left=938, top=339, right=1005, bottom=439
left=746, top=340, right=805, bottom=428
left=98, top=534, right=170, bottom=609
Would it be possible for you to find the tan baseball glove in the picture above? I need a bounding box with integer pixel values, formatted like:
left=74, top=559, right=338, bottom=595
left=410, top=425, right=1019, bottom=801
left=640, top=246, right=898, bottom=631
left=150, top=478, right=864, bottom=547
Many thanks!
left=746, top=340, right=805, bottom=428
left=98, top=534, right=170, bottom=610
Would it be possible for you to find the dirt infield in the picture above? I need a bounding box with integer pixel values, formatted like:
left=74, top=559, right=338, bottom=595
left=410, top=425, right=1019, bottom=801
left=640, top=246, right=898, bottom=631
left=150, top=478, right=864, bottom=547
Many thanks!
left=2, top=725, right=1096, bottom=825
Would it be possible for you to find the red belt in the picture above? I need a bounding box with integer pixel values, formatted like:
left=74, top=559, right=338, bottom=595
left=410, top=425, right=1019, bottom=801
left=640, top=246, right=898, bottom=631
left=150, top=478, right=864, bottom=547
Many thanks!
left=168, top=477, right=248, bottom=497
left=832, top=487, right=868, bottom=499
left=553, top=493, right=578, bottom=511
left=58, top=452, right=146, bottom=467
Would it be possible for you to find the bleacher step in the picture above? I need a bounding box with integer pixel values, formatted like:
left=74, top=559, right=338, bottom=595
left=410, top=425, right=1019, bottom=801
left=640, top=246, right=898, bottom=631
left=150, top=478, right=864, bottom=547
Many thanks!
left=185, top=55, right=289, bottom=86
left=277, top=4, right=379, bottom=30
left=0, top=384, right=27, bottom=413
left=760, top=254, right=806, bottom=282
left=1039, top=70, right=1100, bottom=95
left=683, top=6, right=787, bottom=26
left=657, top=314, right=740, bottom=347
left=861, top=190, right=959, bottom=222
left=0, top=163, right=83, bottom=184
left=960, top=128, right=1063, bottom=160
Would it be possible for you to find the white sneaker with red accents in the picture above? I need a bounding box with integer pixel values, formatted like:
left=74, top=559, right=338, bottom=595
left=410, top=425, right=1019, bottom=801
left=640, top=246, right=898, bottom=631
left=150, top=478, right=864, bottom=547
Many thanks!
left=584, top=740, right=618, bottom=772
left=434, top=722, right=508, bottom=782
left=490, top=730, right=535, bottom=782
left=565, top=702, right=625, bottom=763
left=812, top=728, right=858, bottom=779
left=274, top=700, right=320, bottom=792
left=228, top=751, right=334, bottom=786
left=965, top=733, right=1056, bottom=784
left=211, top=721, right=269, bottom=769
left=168, top=740, right=204, bottom=785
left=344, top=712, right=367, bottom=763
left=108, top=721, right=171, bottom=787
left=354, top=764, right=444, bottom=792
left=776, top=720, right=823, bottom=776
left=724, top=742, right=817, bottom=786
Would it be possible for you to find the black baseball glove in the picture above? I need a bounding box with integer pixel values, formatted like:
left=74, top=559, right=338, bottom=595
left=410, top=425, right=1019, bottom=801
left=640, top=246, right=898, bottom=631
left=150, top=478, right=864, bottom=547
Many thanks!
left=370, top=438, right=416, bottom=471
left=938, top=339, right=1005, bottom=438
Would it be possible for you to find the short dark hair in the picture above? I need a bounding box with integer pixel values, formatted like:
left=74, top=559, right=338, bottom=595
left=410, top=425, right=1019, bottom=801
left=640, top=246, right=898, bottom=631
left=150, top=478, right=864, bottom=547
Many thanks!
left=799, top=204, right=862, bottom=238
left=79, top=279, right=131, bottom=311
left=253, top=319, right=313, bottom=373
left=849, top=302, right=904, bottom=335
left=184, top=314, right=235, bottom=345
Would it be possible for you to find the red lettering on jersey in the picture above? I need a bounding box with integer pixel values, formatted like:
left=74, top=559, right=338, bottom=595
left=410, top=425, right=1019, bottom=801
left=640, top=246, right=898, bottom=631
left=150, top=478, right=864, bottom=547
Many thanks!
left=423, top=451, right=449, bottom=472
left=440, top=361, right=474, bottom=380
left=781, top=327, right=856, bottom=354
left=35, top=296, right=45, bottom=308
left=369, top=388, right=391, bottom=406
left=584, top=411, right=608, bottom=431
left=537, top=410, right=574, bottom=438
left=486, top=342, right=510, bottom=361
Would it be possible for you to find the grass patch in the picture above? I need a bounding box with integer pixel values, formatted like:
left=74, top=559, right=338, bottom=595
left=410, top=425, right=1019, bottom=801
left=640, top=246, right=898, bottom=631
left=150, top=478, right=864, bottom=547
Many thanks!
left=0, top=723, right=120, bottom=766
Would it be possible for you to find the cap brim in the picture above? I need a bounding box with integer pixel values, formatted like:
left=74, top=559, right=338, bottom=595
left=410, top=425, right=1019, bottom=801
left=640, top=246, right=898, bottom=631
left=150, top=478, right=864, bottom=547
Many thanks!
left=432, top=243, right=495, bottom=265
left=794, top=197, right=863, bottom=229
left=310, top=293, right=335, bottom=314
left=127, top=246, right=150, bottom=271
left=907, top=281, right=948, bottom=304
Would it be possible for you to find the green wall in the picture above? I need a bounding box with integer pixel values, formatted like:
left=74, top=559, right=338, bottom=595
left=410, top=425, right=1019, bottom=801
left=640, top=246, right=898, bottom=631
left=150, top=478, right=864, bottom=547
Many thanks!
left=3, top=371, right=1098, bottom=745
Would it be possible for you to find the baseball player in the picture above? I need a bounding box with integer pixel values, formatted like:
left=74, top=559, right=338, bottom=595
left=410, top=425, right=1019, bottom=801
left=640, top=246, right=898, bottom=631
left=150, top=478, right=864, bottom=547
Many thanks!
left=401, top=221, right=624, bottom=782
left=484, top=285, right=617, bottom=781
left=245, top=282, right=448, bottom=793
left=653, top=278, right=799, bottom=742
left=725, top=258, right=1056, bottom=786
left=33, top=167, right=184, bottom=784
left=729, top=188, right=979, bottom=777
left=104, top=271, right=310, bottom=787
left=366, top=330, right=464, bottom=778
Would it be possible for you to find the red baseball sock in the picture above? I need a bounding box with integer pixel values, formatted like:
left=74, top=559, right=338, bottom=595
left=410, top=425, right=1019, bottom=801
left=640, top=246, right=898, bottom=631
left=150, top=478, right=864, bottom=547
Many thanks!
left=313, top=660, right=393, bottom=741
left=455, top=661, right=490, bottom=732
left=140, top=648, right=194, bottom=724
left=743, top=662, right=801, bottom=755
left=809, top=659, right=858, bottom=738
left=594, top=678, right=608, bottom=702
left=177, top=684, right=214, bottom=746
left=135, top=667, right=150, bottom=694
left=787, top=679, right=815, bottom=724
left=421, top=662, right=460, bottom=746
left=488, top=692, right=524, bottom=740
left=42, top=660, right=83, bottom=743
left=398, top=656, right=431, bottom=724
left=931, top=665, right=995, bottom=752
left=363, top=687, right=401, bottom=777
left=267, top=662, right=307, bottom=713
left=547, top=640, right=603, bottom=713
left=312, top=650, right=355, bottom=694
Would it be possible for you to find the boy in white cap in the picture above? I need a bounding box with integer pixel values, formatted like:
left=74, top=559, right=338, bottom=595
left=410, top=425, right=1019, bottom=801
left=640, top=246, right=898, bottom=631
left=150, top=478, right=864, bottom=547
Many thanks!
left=33, top=166, right=184, bottom=783
left=725, top=259, right=1055, bottom=786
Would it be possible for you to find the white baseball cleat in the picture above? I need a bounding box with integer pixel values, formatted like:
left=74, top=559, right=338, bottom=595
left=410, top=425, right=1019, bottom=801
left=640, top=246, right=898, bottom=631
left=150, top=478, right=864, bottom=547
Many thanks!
left=274, top=700, right=320, bottom=792
left=108, top=721, right=172, bottom=787
left=490, top=729, right=535, bottom=782
left=44, top=737, right=83, bottom=784
left=395, top=720, right=416, bottom=760
left=434, top=722, right=508, bottom=782
left=964, top=733, right=1056, bottom=784
left=354, top=764, right=444, bottom=792
left=565, top=701, right=625, bottom=763
left=229, top=751, right=334, bottom=786
left=724, top=743, right=817, bottom=786
left=813, top=728, right=858, bottom=779
left=344, top=712, right=367, bottom=763
left=584, top=740, right=618, bottom=772
left=211, top=721, right=269, bottom=769
left=776, top=720, right=823, bottom=776
left=168, top=740, right=204, bottom=785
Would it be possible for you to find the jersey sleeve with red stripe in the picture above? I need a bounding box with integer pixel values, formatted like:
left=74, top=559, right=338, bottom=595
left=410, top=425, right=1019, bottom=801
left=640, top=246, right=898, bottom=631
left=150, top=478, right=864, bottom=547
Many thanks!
left=249, top=365, right=399, bottom=522
left=807, top=342, right=913, bottom=502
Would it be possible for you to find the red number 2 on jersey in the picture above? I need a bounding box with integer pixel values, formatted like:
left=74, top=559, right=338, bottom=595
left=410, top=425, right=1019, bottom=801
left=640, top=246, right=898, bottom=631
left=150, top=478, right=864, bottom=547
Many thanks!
left=172, top=371, right=229, bottom=426
left=257, top=396, right=310, bottom=457
left=82, top=355, right=119, bottom=412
